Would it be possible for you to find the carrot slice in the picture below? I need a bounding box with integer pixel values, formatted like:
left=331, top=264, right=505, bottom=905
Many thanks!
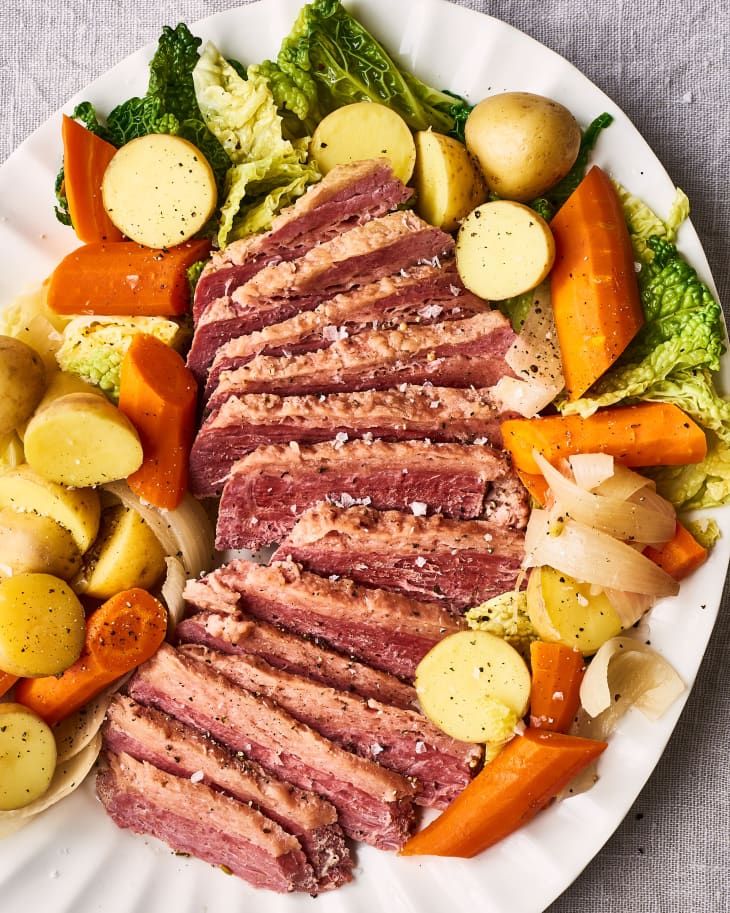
left=643, top=520, right=708, bottom=581
left=550, top=165, right=644, bottom=400
left=61, top=114, right=124, bottom=244
left=529, top=642, right=586, bottom=732
left=118, top=333, right=198, bottom=510
left=46, top=239, right=210, bottom=317
left=399, top=728, right=607, bottom=857
left=0, top=671, right=18, bottom=699
left=502, top=402, right=707, bottom=476
left=14, top=588, right=167, bottom=726
left=517, top=469, right=550, bottom=507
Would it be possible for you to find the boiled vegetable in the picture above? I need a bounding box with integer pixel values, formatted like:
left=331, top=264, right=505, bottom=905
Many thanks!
left=456, top=201, right=555, bottom=300
left=643, top=521, right=708, bottom=581
left=74, top=504, right=167, bottom=600
left=0, top=508, right=82, bottom=580
left=0, top=336, right=46, bottom=436
left=61, top=114, right=123, bottom=244
left=412, top=130, right=486, bottom=232
left=501, top=402, right=708, bottom=476
left=399, top=727, right=607, bottom=857
left=0, top=464, right=101, bottom=552
left=0, top=573, right=86, bottom=677
left=0, top=672, right=18, bottom=698
left=118, top=333, right=198, bottom=510
left=464, top=92, right=581, bottom=202
left=17, top=370, right=104, bottom=439
left=550, top=165, right=644, bottom=400
left=15, top=588, right=167, bottom=726
left=310, top=102, right=416, bottom=184
left=46, top=239, right=210, bottom=317
left=102, top=134, right=218, bottom=248
left=23, top=392, right=143, bottom=488
left=415, top=630, right=531, bottom=743
left=0, top=704, right=57, bottom=810
left=529, top=641, right=586, bottom=732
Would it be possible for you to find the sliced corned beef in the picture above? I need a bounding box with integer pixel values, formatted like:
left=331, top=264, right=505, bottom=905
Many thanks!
left=128, top=643, right=417, bottom=850
left=215, top=438, right=527, bottom=550
left=205, top=310, right=516, bottom=406
left=187, top=210, right=453, bottom=382
left=96, top=750, right=316, bottom=893
left=102, top=695, right=351, bottom=890
left=182, top=558, right=463, bottom=681
left=193, top=159, right=411, bottom=322
left=179, top=644, right=482, bottom=809
left=203, top=261, right=489, bottom=399
left=175, top=610, right=419, bottom=710
left=189, top=384, right=509, bottom=498
left=272, top=505, right=525, bottom=611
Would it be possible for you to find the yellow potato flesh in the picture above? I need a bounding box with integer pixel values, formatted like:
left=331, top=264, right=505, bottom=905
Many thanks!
left=0, top=704, right=57, bottom=810
left=0, top=508, right=81, bottom=580
left=526, top=565, right=623, bottom=656
left=0, top=573, right=86, bottom=677
left=456, top=199, right=555, bottom=300
left=310, top=102, right=416, bottom=184
left=0, top=464, right=100, bottom=552
left=415, top=629, right=530, bottom=743
left=0, top=336, right=46, bottom=436
left=23, top=392, right=143, bottom=488
left=413, top=130, right=487, bottom=232
left=102, top=134, right=218, bottom=249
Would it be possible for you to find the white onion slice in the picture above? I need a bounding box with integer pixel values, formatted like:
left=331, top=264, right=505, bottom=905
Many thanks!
left=492, top=375, right=560, bottom=418
left=533, top=452, right=676, bottom=546
left=595, top=463, right=655, bottom=500
left=524, top=511, right=680, bottom=597
left=102, top=481, right=215, bottom=579
left=52, top=683, right=118, bottom=762
left=568, top=452, right=616, bottom=491
left=161, top=555, right=188, bottom=629
left=602, top=587, right=655, bottom=629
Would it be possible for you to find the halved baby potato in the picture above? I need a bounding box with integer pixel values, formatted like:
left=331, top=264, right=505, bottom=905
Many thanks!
left=0, top=704, right=57, bottom=810
left=310, top=102, right=416, bottom=184
left=456, top=199, right=556, bottom=300
left=415, top=629, right=531, bottom=743
left=413, top=130, right=487, bottom=232
left=102, top=134, right=218, bottom=248
left=0, top=508, right=81, bottom=580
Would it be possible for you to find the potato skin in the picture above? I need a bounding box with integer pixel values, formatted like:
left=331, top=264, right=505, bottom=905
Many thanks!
left=465, top=91, right=581, bottom=202
left=0, top=508, right=82, bottom=580
left=0, top=336, right=46, bottom=436
left=413, top=130, right=487, bottom=232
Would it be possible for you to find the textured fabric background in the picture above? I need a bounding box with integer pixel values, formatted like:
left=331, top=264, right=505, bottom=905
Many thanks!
left=1, top=1, right=729, bottom=910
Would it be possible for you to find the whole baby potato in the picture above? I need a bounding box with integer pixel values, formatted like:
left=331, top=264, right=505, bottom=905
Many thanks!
left=0, top=336, right=46, bottom=436
left=465, top=91, right=581, bottom=202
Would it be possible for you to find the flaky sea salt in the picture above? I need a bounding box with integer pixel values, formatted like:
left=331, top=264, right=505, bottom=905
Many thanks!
left=410, top=501, right=428, bottom=516
left=190, top=770, right=204, bottom=783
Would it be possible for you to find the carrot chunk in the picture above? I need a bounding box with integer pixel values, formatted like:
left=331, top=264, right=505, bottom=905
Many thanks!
left=502, top=402, right=707, bottom=475
left=14, top=588, right=167, bottom=726
left=529, top=642, right=586, bottom=732
left=643, top=520, right=708, bottom=581
left=399, top=728, right=607, bottom=857
left=61, top=114, right=123, bottom=244
left=550, top=164, right=644, bottom=400
left=46, top=238, right=210, bottom=317
left=118, top=333, right=198, bottom=510
left=0, top=671, right=18, bottom=699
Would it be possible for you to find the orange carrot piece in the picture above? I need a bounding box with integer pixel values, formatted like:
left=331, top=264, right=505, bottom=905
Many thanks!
left=644, top=520, right=708, bottom=581
left=529, top=642, right=586, bottom=733
left=517, top=469, right=550, bottom=507
left=400, top=728, right=607, bottom=858
left=118, top=333, right=198, bottom=510
left=0, top=670, right=18, bottom=698
left=61, top=114, right=124, bottom=244
left=46, top=238, right=210, bottom=317
left=14, top=588, right=167, bottom=726
left=550, top=165, right=645, bottom=401
left=502, top=402, right=707, bottom=476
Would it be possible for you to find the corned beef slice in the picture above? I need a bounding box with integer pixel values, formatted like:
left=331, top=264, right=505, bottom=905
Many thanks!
left=175, top=609, right=419, bottom=710
left=182, top=558, right=463, bottom=681
left=189, top=384, right=510, bottom=498
left=102, top=695, right=352, bottom=890
left=187, top=210, right=453, bottom=382
left=179, top=643, right=482, bottom=809
left=203, top=261, right=490, bottom=399
left=206, top=310, right=516, bottom=405
left=96, top=750, right=316, bottom=894
left=128, top=643, right=417, bottom=850
left=192, top=159, right=411, bottom=322
left=216, top=439, right=526, bottom=550
left=272, top=505, right=525, bottom=611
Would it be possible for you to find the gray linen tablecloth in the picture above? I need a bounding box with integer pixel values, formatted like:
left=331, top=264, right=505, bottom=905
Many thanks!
left=1, top=1, right=728, bottom=910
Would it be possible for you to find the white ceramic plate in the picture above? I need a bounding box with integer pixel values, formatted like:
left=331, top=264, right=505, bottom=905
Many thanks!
left=1, top=1, right=728, bottom=911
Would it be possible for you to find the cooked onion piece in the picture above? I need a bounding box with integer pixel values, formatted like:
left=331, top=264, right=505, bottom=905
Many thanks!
left=52, top=683, right=119, bottom=763
left=524, top=510, right=680, bottom=598
left=568, top=453, right=615, bottom=492
left=160, top=555, right=188, bottom=628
